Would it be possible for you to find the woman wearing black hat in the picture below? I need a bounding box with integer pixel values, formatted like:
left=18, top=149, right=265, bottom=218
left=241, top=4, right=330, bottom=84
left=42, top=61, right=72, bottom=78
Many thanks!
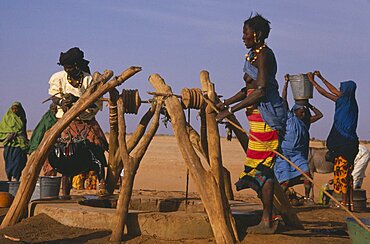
left=48, top=47, right=108, bottom=197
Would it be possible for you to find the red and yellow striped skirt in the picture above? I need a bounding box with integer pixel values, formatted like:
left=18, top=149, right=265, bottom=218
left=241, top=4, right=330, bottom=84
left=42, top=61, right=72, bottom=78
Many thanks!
left=235, top=108, right=278, bottom=193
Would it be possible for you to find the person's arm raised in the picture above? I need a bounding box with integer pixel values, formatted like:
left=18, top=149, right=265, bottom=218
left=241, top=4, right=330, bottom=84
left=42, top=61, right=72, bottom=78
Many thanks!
left=307, top=103, right=323, bottom=124
left=314, top=71, right=341, bottom=97
left=282, top=74, right=289, bottom=110
left=307, top=72, right=339, bottom=102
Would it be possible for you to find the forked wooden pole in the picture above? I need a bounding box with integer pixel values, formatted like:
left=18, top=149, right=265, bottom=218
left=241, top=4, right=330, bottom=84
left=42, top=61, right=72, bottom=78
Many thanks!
left=110, top=97, right=162, bottom=242
left=106, top=90, right=157, bottom=194
left=149, top=73, right=238, bottom=243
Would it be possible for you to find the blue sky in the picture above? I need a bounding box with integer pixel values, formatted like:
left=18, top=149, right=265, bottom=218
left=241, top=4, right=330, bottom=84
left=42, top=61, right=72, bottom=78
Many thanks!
left=1, top=0, right=369, bottom=140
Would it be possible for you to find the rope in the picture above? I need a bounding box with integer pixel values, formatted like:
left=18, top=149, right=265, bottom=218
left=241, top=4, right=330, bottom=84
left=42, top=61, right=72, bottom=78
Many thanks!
left=199, top=92, right=370, bottom=233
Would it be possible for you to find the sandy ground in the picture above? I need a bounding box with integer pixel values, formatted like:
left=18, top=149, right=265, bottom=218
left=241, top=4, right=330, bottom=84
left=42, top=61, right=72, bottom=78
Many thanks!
left=0, top=135, right=369, bottom=243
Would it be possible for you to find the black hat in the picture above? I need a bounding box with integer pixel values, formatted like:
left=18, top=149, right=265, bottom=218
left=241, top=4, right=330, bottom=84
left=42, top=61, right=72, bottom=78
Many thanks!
left=58, top=47, right=89, bottom=66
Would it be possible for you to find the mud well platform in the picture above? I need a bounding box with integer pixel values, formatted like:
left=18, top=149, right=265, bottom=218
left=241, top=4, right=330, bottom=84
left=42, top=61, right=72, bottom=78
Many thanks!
left=28, top=190, right=261, bottom=240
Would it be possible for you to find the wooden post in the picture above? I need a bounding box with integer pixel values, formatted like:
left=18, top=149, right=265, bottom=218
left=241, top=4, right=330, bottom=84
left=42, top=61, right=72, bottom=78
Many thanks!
left=149, top=73, right=238, bottom=243
left=1, top=67, right=141, bottom=228
left=203, top=75, right=238, bottom=237
left=200, top=71, right=234, bottom=201
left=106, top=88, right=121, bottom=194
left=106, top=89, right=156, bottom=194
left=110, top=96, right=162, bottom=242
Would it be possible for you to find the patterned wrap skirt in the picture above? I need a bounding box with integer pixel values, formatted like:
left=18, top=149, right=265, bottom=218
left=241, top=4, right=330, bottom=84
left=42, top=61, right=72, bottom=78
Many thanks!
left=235, top=108, right=278, bottom=194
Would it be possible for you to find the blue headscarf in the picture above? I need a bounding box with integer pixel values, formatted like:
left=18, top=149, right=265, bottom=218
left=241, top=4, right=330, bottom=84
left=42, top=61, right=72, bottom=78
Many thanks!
left=332, top=80, right=358, bottom=141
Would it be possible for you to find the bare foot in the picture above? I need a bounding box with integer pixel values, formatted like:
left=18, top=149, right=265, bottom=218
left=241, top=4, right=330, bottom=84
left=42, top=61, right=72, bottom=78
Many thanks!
left=247, top=219, right=279, bottom=234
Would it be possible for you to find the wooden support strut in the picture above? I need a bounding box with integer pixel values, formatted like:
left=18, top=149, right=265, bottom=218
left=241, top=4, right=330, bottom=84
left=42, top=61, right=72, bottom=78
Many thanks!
left=200, top=92, right=370, bottom=233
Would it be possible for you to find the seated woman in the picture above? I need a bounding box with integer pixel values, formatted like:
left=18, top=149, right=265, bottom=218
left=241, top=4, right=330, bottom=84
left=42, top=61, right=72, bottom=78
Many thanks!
left=274, top=73, right=323, bottom=203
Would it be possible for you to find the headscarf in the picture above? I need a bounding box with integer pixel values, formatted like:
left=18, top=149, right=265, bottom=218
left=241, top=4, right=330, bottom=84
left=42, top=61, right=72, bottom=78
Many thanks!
left=332, top=80, right=358, bottom=141
left=291, top=103, right=305, bottom=112
left=28, top=109, right=57, bottom=154
left=0, top=102, right=28, bottom=150
left=58, top=47, right=91, bottom=74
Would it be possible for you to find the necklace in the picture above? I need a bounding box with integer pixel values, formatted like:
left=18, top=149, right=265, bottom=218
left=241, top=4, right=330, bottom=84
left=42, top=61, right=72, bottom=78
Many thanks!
left=67, top=72, right=84, bottom=88
left=246, top=43, right=267, bottom=64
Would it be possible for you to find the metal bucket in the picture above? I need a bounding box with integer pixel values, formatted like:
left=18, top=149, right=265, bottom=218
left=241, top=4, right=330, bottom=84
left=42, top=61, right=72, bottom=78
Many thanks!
left=7, top=180, right=40, bottom=201
left=31, top=180, right=40, bottom=201
left=8, top=181, right=20, bottom=197
left=289, top=74, right=313, bottom=100
left=353, top=189, right=367, bottom=212
left=0, top=181, right=9, bottom=192
left=39, top=176, right=61, bottom=198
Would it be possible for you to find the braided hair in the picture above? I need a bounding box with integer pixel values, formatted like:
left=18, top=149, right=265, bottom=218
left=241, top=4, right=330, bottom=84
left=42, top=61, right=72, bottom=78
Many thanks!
left=244, top=13, right=271, bottom=41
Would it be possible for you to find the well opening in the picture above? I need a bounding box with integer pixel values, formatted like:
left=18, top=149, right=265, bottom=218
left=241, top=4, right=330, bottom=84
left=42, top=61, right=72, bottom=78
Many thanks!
left=78, top=193, right=206, bottom=213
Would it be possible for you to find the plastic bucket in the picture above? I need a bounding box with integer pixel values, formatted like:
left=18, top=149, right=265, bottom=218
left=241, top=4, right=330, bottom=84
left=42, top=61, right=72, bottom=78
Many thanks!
left=39, top=176, right=61, bottom=199
left=0, top=192, right=14, bottom=208
left=289, top=74, right=313, bottom=100
left=346, top=217, right=370, bottom=244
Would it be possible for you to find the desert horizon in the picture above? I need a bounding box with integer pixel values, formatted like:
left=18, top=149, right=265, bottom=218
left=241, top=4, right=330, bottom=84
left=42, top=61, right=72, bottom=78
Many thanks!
left=1, top=134, right=369, bottom=203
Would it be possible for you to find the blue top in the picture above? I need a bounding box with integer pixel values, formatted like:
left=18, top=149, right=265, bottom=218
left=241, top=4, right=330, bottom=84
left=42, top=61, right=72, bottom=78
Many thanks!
left=274, top=109, right=310, bottom=183
left=243, top=53, right=287, bottom=132
left=327, top=80, right=359, bottom=149
left=281, top=110, right=309, bottom=157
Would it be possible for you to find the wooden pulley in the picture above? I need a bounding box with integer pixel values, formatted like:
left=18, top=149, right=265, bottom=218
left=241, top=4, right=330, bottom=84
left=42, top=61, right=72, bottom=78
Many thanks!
left=121, top=89, right=141, bottom=114
left=181, top=88, right=204, bottom=109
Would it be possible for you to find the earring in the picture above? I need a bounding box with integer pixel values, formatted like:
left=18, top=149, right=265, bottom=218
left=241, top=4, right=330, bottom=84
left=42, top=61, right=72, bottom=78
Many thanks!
left=253, top=32, right=261, bottom=44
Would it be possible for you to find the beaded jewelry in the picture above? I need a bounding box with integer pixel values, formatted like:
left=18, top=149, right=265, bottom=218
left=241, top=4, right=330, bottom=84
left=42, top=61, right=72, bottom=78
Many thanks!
left=67, top=71, right=84, bottom=88
left=246, top=43, right=267, bottom=64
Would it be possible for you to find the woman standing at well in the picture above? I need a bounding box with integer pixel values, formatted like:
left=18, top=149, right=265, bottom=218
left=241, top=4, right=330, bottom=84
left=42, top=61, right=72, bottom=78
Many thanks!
left=0, top=102, right=29, bottom=181
left=308, top=71, right=359, bottom=210
left=216, top=14, right=286, bottom=233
